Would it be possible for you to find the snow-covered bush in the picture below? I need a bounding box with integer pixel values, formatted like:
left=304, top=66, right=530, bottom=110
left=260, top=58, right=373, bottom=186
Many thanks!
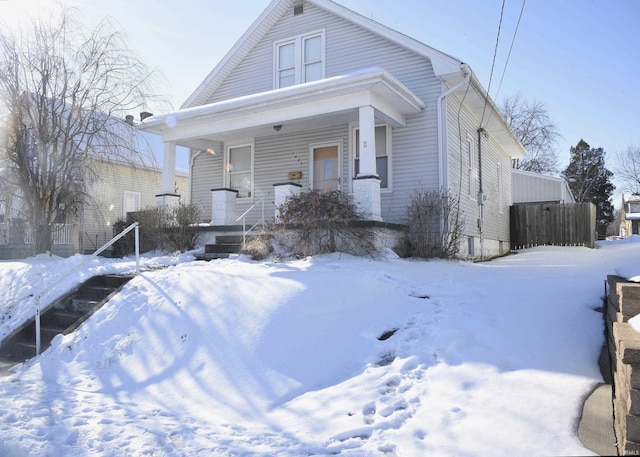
left=112, top=202, right=201, bottom=256
left=272, top=190, right=378, bottom=258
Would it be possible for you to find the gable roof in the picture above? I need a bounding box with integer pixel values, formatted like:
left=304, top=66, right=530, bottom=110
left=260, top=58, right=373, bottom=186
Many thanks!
left=182, top=0, right=465, bottom=109
left=181, top=0, right=526, bottom=158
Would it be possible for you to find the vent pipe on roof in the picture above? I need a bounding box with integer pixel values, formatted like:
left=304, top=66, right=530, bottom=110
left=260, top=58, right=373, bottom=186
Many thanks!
left=125, top=114, right=135, bottom=126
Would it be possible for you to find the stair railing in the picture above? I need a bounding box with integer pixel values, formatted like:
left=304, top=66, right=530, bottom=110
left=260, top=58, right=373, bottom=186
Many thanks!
left=235, top=192, right=271, bottom=245
left=33, top=221, right=140, bottom=355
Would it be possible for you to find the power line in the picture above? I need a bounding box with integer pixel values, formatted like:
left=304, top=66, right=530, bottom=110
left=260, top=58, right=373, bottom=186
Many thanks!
left=480, top=0, right=506, bottom=128
left=494, top=0, right=527, bottom=101
left=484, top=0, right=527, bottom=131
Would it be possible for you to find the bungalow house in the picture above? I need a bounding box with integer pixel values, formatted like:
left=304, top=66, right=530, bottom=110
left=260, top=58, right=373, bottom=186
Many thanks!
left=0, top=124, right=189, bottom=259
left=620, top=193, right=640, bottom=238
left=138, top=0, right=526, bottom=259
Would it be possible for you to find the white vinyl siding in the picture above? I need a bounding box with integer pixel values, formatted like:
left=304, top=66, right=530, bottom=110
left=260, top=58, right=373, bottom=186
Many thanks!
left=274, top=30, right=325, bottom=88
left=445, top=93, right=513, bottom=246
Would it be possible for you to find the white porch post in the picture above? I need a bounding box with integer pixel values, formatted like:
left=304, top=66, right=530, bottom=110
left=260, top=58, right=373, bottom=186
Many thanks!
left=156, top=140, right=180, bottom=207
left=353, top=105, right=382, bottom=221
left=211, top=188, right=238, bottom=225
left=273, top=182, right=302, bottom=221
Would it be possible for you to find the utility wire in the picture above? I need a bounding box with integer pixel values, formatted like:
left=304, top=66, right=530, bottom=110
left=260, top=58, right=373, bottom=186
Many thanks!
left=485, top=0, right=527, bottom=128
left=480, top=0, right=506, bottom=128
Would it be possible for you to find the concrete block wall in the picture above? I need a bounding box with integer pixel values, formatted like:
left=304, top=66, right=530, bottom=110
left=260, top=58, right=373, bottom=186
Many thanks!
left=606, top=275, right=640, bottom=455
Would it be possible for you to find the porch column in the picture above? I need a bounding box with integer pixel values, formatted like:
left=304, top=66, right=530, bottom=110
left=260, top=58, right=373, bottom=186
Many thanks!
left=273, top=182, right=302, bottom=221
left=156, top=140, right=180, bottom=207
left=211, top=188, right=238, bottom=225
left=353, top=105, right=382, bottom=221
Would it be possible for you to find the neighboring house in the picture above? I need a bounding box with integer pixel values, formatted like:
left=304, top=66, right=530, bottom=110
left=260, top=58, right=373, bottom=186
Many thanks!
left=138, top=0, right=526, bottom=259
left=512, top=169, right=576, bottom=204
left=0, top=125, right=189, bottom=259
left=620, top=194, right=640, bottom=238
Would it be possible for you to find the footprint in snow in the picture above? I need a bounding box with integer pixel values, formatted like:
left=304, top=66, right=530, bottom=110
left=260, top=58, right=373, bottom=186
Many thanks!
left=362, top=401, right=376, bottom=425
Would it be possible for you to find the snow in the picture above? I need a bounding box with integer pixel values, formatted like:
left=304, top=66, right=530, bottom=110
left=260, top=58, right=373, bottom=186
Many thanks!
left=0, top=239, right=638, bottom=456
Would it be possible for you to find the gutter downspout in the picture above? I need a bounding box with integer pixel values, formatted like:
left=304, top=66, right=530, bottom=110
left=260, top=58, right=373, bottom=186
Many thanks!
left=437, top=64, right=471, bottom=192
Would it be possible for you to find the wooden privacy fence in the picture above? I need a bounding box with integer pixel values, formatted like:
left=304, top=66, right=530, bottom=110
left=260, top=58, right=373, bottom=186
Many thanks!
left=510, top=202, right=596, bottom=249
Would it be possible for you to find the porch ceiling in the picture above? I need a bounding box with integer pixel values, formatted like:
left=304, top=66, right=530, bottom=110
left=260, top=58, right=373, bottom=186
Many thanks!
left=138, top=67, right=425, bottom=150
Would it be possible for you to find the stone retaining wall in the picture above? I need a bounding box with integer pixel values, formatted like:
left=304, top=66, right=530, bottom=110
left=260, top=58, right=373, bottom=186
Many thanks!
left=606, top=275, right=640, bottom=455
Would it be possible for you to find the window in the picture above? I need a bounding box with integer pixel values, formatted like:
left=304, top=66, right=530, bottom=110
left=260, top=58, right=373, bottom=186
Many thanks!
left=275, top=30, right=325, bottom=88
left=353, top=125, right=390, bottom=190
left=123, top=191, right=141, bottom=217
left=497, top=163, right=504, bottom=213
left=225, top=143, right=254, bottom=198
left=467, top=136, right=476, bottom=200
left=0, top=201, right=5, bottom=223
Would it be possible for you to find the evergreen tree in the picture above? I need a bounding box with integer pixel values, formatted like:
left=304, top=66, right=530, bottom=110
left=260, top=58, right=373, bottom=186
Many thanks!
left=561, top=140, right=615, bottom=238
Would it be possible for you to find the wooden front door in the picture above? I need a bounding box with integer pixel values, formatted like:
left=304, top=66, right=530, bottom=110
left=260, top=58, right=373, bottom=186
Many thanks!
left=312, top=146, right=339, bottom=191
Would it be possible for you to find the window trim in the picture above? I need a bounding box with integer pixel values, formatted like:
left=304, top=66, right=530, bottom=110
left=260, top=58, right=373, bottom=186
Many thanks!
left=224, top=140, right=255, bottom=200
left=273, top=29, right=325, bottom=89
left=123, top=191, right=141, bottom=218
left=497, top=162, right=504, bottom=213
left=349, top=122, right=392, bottom=193
left=466, top=134, right=476, bottom=201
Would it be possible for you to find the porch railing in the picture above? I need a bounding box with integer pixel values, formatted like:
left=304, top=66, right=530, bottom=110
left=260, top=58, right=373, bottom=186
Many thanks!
left=22, top=222, right=72, bottom=245
left=235, top=192, right=271, bottom=244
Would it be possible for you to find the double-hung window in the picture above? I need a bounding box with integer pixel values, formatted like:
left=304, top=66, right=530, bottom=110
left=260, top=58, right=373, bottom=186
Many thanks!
left=467, top=135, right=476, bottom=200
left=225, top=143, right=254, bottom=198
left=123, top=191, right=141, bottom=218
left=353, top=125, right=390, bottom=190
left=275, top=30, right=325, bottom=89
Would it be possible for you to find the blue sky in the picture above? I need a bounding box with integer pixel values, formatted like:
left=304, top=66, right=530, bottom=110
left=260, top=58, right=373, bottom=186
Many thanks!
left=2, top=0, right=639, bottom=190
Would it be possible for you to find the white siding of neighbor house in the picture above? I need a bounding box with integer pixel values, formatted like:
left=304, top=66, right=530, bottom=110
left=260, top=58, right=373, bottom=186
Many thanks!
left=445, top=92, right=512, bottom=257
left=193, top=2, right=444, bottom=226
left=83, top=161, right=189, bottom=252
left=512, top=170, right=575, bottom=204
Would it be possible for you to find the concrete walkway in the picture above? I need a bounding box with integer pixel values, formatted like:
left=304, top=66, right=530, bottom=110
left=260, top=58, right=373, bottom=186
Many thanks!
left=578, top=383, right=617, bottom=456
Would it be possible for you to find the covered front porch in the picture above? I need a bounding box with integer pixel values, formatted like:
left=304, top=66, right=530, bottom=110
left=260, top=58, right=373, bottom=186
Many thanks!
left=138, top=67, right=424, bottom=225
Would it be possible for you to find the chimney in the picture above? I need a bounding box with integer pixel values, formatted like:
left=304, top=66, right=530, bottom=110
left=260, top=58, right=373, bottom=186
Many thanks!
left=140, top=111, right=153, bottom=121
left=125, top=114, right=135, bottom=126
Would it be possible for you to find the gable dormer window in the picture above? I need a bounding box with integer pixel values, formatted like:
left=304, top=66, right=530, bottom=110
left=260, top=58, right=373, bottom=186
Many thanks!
left=274, top=30, right=325, bottom=89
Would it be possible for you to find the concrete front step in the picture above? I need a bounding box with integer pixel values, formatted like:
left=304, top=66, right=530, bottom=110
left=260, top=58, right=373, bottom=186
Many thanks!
left=0, top=274, right=133, bottom=365
left=205, top=244, right=243, bottom=254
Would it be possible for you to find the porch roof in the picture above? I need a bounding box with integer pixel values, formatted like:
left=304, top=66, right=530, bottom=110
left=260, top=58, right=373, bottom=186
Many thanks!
left=137, top=67, right=425, bottom=150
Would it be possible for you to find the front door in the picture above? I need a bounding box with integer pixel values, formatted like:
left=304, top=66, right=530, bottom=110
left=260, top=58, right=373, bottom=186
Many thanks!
left=312, top=146, right=339, bottom=191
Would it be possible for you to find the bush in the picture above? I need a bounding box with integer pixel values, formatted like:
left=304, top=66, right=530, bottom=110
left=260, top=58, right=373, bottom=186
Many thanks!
left=112, top=202, right=202, bottom=256
left=406, top=189, right=464, bottom=259
left=273, top=190, right=378, bottom=258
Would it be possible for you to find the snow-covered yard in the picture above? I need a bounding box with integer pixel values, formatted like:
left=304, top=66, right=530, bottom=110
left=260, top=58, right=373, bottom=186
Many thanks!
left=0, top=238, right=637, bottom=456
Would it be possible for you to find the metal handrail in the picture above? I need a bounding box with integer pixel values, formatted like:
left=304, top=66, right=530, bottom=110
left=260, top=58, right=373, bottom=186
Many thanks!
left=235, top=192, right=271, bottom=244
left=33, top=221, right=140, bottom=355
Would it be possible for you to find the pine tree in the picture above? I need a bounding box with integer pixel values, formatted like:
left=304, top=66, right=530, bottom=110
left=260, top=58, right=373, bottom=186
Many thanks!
left=561, top=140, right=615, bottom=238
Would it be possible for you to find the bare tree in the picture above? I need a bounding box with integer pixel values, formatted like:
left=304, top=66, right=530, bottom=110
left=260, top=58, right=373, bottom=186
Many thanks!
left=615, top=144, right=640, bottom=194
left=0, top=6, right=164, bottom=253
left=500, top=93, right=561, bottom=174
